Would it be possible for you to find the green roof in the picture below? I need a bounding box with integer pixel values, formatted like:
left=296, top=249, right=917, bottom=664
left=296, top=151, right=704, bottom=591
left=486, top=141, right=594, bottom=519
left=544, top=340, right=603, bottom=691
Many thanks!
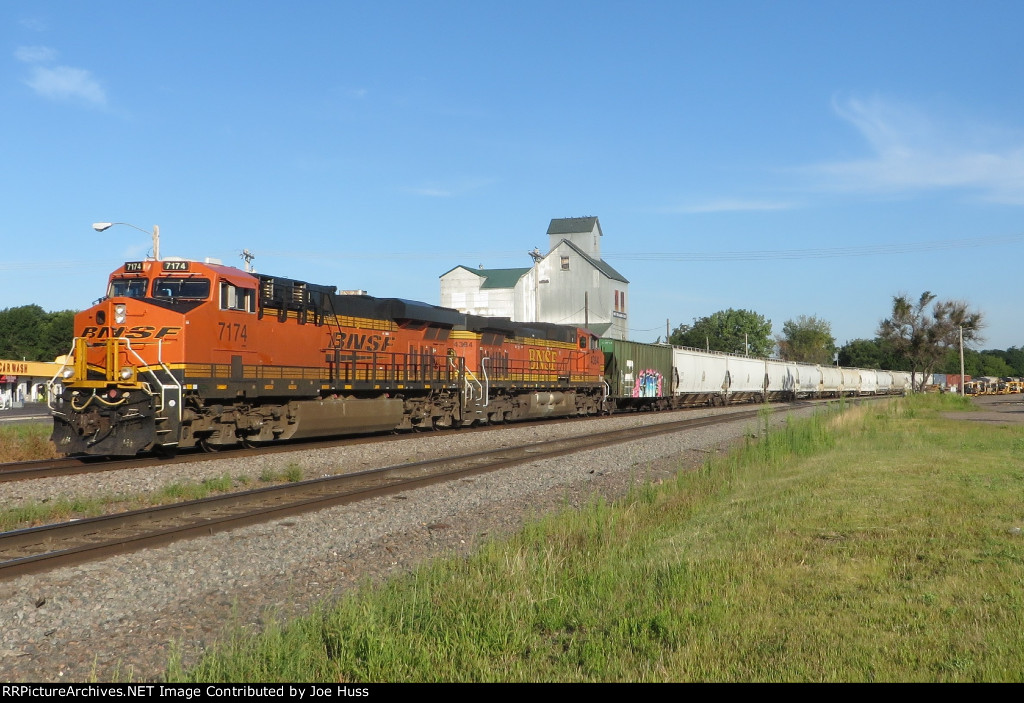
left=547, top=216, right=602, bottom=236
left=442, top=265, right=531, bottom=290
left=480, top=267, right=531, bottom=289
left=438, top=266, right=528, bottom=286
left=585, top=321, right=613, bottom=336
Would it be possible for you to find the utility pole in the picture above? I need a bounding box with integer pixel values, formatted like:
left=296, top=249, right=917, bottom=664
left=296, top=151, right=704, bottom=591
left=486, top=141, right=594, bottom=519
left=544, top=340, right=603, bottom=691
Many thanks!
left=959, top=325, right=965, bottom=396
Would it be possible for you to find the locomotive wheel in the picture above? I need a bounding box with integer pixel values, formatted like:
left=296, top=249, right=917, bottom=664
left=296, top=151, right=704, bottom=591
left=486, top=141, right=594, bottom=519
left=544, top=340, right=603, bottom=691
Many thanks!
left=199, top=437, right=221, bottom=453
left=432, top=415, right=455, bottom=430
left=154, top=445, right=178, bottom=459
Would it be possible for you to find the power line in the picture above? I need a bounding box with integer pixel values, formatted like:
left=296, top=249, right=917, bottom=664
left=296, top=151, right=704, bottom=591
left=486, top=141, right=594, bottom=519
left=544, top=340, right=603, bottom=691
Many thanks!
left=254, top=233, right=1024, bottom=263
left=2, top=233, right=1020, bottom=272
left=603, top=233, right=1024, bottom=262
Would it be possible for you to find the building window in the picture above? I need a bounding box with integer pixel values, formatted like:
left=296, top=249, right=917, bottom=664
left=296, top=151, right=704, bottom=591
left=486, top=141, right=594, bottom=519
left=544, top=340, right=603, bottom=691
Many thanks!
left=560, top=256, right=570, bottom=271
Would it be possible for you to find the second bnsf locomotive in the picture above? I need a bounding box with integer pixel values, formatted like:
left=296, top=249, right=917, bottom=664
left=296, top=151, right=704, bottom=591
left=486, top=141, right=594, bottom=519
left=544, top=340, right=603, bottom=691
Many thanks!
left=50, top=257, right=606, bottom=456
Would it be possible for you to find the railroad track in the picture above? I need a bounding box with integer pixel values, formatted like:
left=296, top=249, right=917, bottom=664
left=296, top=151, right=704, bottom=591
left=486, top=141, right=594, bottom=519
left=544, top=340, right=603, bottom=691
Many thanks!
left=0, top=420, right=526, bottom=482
left=0, top=396, right=877, bottom=483
left=0, top=405, right=779, bottom=579
left=0, top=456, right=120, bottom=482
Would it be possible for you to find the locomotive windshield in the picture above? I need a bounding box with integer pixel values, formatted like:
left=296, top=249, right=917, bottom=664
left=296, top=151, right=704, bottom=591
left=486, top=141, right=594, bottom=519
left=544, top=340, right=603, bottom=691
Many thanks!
left=108, top=278, right=148, bottom=299
left=152, top=277, right=211, bottom=300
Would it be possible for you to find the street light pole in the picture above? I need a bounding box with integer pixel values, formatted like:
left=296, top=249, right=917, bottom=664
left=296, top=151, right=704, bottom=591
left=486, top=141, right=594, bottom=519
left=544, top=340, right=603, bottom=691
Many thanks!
left=92, top=222, right=160, bottom=261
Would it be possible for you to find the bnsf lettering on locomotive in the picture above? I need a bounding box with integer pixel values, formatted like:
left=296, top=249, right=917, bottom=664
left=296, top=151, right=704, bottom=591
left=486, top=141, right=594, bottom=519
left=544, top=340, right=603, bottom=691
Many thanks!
left=124, top=326, right=155, bottom=339
left=332, top=332, right=393, bottom=352
left=528, top=348, right=559, bottom=371
left=80, top=326, right=181, bottom=340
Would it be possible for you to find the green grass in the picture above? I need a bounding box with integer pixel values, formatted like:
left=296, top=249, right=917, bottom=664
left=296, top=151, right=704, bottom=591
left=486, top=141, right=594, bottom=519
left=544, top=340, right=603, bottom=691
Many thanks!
left=259, top=462, right=305, bottom=483
left=0, top=422, right=60, bottom=462
left=166, top=393, right=1023, bottom=683
left=0, top=467, right=304, bottom=532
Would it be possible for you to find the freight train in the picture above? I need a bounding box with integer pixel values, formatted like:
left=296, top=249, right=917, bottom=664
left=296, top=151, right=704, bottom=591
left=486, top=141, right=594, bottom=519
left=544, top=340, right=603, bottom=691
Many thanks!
left=48, top=256, right=911, bottom=457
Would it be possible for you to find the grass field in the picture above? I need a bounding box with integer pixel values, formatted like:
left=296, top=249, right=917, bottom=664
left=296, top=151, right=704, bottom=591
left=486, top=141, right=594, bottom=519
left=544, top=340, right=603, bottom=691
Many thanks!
left=0, top=462, right=308, bottom=532
left=164, top=393, right=1024, bottom=682
left=0, top=422, right=60, bottom=462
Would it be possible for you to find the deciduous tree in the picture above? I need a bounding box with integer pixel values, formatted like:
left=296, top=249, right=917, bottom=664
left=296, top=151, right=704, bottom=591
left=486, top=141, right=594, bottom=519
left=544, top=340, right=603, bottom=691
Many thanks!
left=670, top=308, right=773, bottom=357
left=777, top=315, right=836, bottom=364
left=877, top=291, right=984, bottom=388
left=0, top=305, right=77, bottom=361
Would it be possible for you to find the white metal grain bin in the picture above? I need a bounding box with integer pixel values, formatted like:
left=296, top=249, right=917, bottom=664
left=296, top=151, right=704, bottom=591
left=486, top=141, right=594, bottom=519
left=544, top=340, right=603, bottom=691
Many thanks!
left=820, top=366, right=844, bottom=396
left=765, top=359, right=797, bottom=400
left=859, top=368, right=878, bottom=394
left=875, top=370, right=893, bottom=394
left=728, top=355, right=767, bottom=401
left=672, top=346, right=729, bottom=404
left=841, top=368, right=861, bottom=395
left=796, top=363, right=823, bottom=397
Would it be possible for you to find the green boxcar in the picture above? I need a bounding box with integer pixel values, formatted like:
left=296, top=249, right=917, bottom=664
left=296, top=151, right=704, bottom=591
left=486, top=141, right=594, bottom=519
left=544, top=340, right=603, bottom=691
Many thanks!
left=599, top=338, right=674, bottom=400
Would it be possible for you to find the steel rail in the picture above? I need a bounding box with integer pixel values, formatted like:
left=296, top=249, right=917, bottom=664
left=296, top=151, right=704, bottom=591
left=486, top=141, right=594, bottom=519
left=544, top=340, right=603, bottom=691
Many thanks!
left=0, top=405, right=782, bottom=580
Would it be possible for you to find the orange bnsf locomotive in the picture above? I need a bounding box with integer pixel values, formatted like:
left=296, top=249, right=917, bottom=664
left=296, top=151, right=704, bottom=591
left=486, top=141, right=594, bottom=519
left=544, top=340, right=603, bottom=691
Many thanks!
left=50, top=257, right=606, bottom=456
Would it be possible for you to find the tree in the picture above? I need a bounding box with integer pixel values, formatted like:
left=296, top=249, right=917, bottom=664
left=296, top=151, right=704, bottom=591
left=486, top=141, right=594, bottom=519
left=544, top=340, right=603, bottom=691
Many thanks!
left=941, top=348, right=1014, bottom=377
left=838, top=338, right=882, bottom=369
left=837, top=337, right=909, bottom=371
left=39, top=310, right=76, bottom=359
left=0, top=305, right=77, bottom=361
left=777, top=315, right=836, bottom=364
left=982, top=346, right=1024, bottom=376
left=877, top=291, right=984, bottom=388
left=669, top=308, right=773, bottom=357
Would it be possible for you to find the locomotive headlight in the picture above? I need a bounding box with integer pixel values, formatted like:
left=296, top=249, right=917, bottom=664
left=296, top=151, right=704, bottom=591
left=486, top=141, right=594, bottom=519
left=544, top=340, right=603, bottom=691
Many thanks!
left=62, top=367, right=75, bottom=379
left=119, top=367, right=134, bottom=381
left=114, top=303, right=127, bottom=324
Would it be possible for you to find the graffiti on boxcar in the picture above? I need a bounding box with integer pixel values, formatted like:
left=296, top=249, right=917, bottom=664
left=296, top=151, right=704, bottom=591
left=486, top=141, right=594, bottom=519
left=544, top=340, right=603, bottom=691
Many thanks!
left=633, top=369, right=663, bottom=398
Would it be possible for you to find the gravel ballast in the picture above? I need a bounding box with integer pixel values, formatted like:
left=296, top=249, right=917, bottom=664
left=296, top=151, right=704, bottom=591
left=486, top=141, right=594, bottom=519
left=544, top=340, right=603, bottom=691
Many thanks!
left=0, top=404, right=818, bottom=682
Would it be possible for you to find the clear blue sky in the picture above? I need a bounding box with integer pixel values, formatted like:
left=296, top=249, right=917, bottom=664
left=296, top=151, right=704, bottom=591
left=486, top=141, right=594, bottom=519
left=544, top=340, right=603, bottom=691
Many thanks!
left=3, top=1, right=1022, bottom=351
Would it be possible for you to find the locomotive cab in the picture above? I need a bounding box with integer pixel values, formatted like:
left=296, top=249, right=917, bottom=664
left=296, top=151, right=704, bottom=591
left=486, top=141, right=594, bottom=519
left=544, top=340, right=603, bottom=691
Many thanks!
left=50, top=258, right=253, bottom=456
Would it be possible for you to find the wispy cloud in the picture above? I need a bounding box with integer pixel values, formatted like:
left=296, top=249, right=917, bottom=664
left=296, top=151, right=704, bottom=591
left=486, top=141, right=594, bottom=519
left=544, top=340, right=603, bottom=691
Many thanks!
left=812, top=95, right=1024, bottom=205
left=14, top=45, right=56, bottom=63
left=19, top=16, right=48, bottom=32
left=15, top=45, right=107, bottom=107
left=407, top=177, right=495, bottom=198
left=410, top=185, right=455, bottom=197
left=666, top=199, right=797, bottom=214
